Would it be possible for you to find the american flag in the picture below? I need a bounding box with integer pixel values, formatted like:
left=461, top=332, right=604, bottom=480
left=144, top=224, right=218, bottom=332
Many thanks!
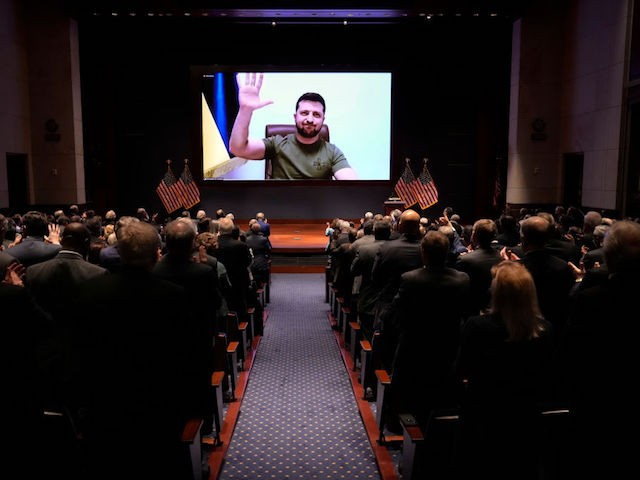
left=414, top=158, right=439, bottom=210
left=394, top=159, right=419, bottom=207
left=177, top=159, right=201, bottom=209
left=156, top=161, right=183, bottom=213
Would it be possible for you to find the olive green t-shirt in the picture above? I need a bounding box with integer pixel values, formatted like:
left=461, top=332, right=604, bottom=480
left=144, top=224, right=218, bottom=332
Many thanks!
left=263, top=134, right=351, bottom=179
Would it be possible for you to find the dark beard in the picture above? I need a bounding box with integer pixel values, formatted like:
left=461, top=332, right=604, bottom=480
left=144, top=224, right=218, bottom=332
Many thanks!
left=296, top=125, right=321, bottom=139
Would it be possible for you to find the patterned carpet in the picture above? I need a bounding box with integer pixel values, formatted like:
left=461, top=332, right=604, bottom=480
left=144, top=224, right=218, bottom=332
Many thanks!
left=218, top=273, right=382, bottom=480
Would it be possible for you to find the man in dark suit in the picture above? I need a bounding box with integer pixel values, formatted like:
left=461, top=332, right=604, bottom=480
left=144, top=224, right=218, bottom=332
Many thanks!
left=255, top=211, right=271, bottom=239
left=153, top=217, right=222, bottom=434
left=385, top=230, right=471, bottom=433
left=371, top=208, right=424, bottom=372
left=351, top=219, right=391, bottom=398
left=26, top=222, right=108, bottom=318
left=212, top=217, right=253, bottom=328
left=455, top=218, right=503, bottom=315
left=246, top=221, right=271, bottom=287
left=2, top=262, right=69, bottom=476
left=351, top=218, right=391, bottom=343
left=5, top=210, right=61, bottom=267
left=505, top=215, right=576, bottom=335
left=25, top=222, right=109, bottom=408
left=561, top=219, right=640, bottom=479
left=70, top=221, right=198, bottom=479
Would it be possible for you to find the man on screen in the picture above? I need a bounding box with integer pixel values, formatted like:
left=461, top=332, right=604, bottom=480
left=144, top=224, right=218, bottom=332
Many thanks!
left=229, top=72, right=358, bottom=180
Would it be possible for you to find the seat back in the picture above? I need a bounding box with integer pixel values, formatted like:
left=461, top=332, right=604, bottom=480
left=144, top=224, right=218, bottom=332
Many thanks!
left=263, top=124, right=330, bottom=178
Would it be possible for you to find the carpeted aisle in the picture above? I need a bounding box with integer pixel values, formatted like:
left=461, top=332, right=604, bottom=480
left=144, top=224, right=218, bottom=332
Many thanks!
left=218, top=273, right=381, bottom=479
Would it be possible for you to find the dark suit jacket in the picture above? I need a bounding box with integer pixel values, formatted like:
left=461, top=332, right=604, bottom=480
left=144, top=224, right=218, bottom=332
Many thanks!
left=0, top=250, right=17, bottom=276
left=212, top=234, right=253, bottom=317
left=5, top=237, right=61, bottom=267
left=455, top=312, right=555, bottom=479
left=560, top=271, right=640, bottom=479
left=25, top=250, right=109, bottom=323
left=2, top=283, right=55, bottom=471
left=545, top=237, right=582, bottom=264
left=371, top=234, right=423, bottom=307
left=246, top=232, right=272, bottom=276
left=70, top=267, right=199, bottom=478
left=521, top=249, right=576, bottom=333
left=455, top=246, right=503, bottom=315
left=387, top=265, right=471, bottom=428
left=351, top=239, right=387, bottom=317
left=153, top=253, right=221, bottom=335
left=581, top=246, right=605, bottom=271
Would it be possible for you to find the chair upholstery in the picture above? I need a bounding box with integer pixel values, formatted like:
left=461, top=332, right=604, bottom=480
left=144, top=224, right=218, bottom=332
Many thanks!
left=263, top=124, right=330, bottom=179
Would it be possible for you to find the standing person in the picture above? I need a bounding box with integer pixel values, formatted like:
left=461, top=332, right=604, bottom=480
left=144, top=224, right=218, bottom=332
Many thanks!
left=5, top=210, right=61, bottom=266
left=153, top=217, right=222, bottom=437
left=0, top=213, right=18, bottom=275
left=213, top=217, right=253, bottom=329
left=371, top=208, right=424, bottom=372
left=384, top=230, right=471, bottom=434
left=229, top=72, right=357, bottom=180
left=245, top=221, right=271, bottom=288
left=24, top=222, right=109, bottom=409
left=503, top=215, right=576, bottom=336
left=455, top=218, right=503, bottom=315
left=560, top=219, right=640, bottom=479
left=255, top=211, right=271, bottom=239
left=69, top=221, right=198, bottom=479
left=455, top=260, right=554, bottom=480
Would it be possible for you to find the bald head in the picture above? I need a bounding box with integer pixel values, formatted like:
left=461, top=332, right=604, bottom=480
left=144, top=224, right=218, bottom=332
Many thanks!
left=60, top=222, right=91, bottom=254
left=398, top=209, right=421, bottom=235
left=218, top=217, right=234, bottom=235
left=164, top=218, right=197, bottom=258
left=520, top=215, right=550, bottom=250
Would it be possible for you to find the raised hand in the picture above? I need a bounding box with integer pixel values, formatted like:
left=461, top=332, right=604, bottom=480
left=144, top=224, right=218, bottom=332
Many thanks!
left=45, top=223, right=61, bottom=244
left=236, top=72, right=274, bottom=111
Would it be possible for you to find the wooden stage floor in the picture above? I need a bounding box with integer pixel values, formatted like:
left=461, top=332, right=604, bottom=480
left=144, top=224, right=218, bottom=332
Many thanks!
left=268, top=222, right=328, bottom=253
left=255, top=221, right=330, bottom=273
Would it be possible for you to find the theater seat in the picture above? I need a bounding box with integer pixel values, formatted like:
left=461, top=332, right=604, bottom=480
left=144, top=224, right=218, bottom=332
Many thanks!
left=264, top=124, right=330, bottom=179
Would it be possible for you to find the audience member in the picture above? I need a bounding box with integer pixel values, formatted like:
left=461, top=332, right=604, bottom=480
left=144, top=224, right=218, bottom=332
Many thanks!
left=560, top=219, right=640, bottom=479
left=255, top=211, right=271, bottom=238
left=455, top=260, right=554, bottom=480
left=351, top=218, right=391, bottom=344
left=455, top=218, right=503, bottom=314
left=371, top=208, right=423, bottom=371
left=504, top=215, right=576, bottom=336
left=245, top=221, right=271, bottom=287
left=98, top=215, right=140, bottom=272
left=384, top=230, right=471, bottom=434
left=212, top=217, right=253, bottom=327
left=69, top=220, right=197, bottom=479
left=5, top=210, right=61, bottom=266
left=24, top=222, right=109, bottom=411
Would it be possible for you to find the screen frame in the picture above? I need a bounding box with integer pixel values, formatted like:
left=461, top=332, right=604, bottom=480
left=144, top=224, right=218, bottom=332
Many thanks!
left=192, top=64, right=394, bottom=185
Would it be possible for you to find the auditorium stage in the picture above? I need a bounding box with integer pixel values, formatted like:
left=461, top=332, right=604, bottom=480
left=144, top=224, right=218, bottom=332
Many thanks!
left=261, top=221, right=330, bottom=273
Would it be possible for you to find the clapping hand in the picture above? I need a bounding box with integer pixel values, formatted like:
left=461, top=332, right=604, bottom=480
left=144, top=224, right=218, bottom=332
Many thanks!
left=2, top=262, right=25, bottom=286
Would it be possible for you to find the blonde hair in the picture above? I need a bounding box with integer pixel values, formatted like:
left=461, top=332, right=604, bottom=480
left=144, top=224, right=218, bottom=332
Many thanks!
left=489, top=261, right=546, bottom=342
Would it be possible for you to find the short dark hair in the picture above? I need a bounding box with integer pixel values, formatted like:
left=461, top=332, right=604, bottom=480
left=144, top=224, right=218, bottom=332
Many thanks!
left=296, top=92, right=325, bottom=113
